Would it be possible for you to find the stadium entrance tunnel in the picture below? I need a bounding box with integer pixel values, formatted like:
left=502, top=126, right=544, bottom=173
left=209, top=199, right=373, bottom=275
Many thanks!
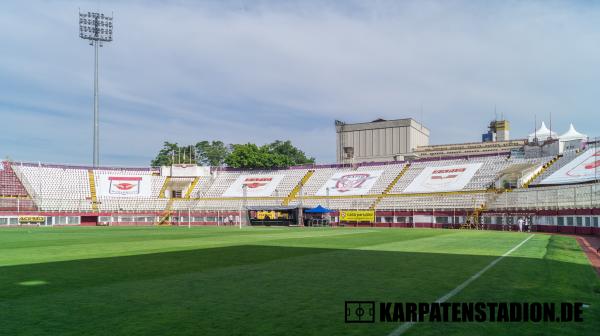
left=0, top=238, right=599, bottom=335
left=81, top=215, right=98, bottom=226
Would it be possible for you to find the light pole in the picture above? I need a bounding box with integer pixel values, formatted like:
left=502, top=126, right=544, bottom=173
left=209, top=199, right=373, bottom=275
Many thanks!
left=298, top=185, right=304, bottom=226
left=240, top=184, right=247, bottom=229
left=595, top=137, right=598, bottom=185
left=592, top=137, right=597, bottom=222
left=79, top=11, right=113, bottom=167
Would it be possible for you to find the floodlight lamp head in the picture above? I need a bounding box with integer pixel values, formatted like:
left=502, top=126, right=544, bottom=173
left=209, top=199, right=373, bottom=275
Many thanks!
left=79, top=10, right=114, bottom=43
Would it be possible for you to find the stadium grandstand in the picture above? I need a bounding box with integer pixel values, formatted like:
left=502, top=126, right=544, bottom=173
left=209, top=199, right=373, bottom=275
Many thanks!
left=1, top=135, right=599, bottom=234
left=6, top=5, right=600, bottom=336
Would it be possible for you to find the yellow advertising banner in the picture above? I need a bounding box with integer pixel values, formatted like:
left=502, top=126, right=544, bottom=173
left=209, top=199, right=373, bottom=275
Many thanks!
left=339, top=210, right=375, bottom=222
left=19, top=216, right=45, bottom=223
left=257, top=211, right=276, bottom=220
left=256, top=211, right=289, bottom=220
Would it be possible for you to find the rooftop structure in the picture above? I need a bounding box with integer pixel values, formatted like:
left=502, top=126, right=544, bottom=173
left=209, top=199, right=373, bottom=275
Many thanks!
left=335, top=118, right=430, bottom=163
left=529, top=121, right=558, bottom=142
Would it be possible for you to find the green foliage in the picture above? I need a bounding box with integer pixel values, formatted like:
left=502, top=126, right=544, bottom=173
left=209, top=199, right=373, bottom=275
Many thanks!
left=150, top=142, right=196, bottom=167
left=266, top=140, right=315, bottom=165
left=152, top=139, right=313, bottom=169
left=224, top=143, right=264, bottom=169
left=195, top=141, right=230, bottom=166
left=150, top=141, right=177, bottom=167
left=225, top=142, right=310, bottom=169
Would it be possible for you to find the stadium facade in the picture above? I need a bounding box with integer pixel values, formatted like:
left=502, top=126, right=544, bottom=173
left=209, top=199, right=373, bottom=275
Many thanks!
left=1, top=122, right=599, bottom=235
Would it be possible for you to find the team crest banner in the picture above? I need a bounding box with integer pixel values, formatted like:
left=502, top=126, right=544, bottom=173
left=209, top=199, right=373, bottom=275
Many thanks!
left=222, top=175, right=284, bottom=197
left=316, top=170, right=383, bottom=196
left=404, top=163, right=483, bottom=193
left=540, top=148, right=600, bottom=185
left=97, top=175, right=152, bottom=197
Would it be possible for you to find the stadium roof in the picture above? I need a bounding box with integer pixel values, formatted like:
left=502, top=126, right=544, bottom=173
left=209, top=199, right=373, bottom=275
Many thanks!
left=528, top=121, right=558, bottom=141
left=559, top=123, right=587, bottom=141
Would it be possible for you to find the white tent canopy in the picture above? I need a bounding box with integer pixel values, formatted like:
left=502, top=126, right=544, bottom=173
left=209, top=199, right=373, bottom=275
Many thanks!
left=559, top=123, right=587, bottom=141
left=528, top=121, right=558, bottom=142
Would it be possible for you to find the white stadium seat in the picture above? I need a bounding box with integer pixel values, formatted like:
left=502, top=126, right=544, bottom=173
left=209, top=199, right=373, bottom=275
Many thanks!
left=4, top=153, right=593, bottom=213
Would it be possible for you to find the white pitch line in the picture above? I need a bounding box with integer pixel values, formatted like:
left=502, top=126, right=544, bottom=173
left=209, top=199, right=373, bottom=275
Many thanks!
left=256, top=230, right=375, bottom=240
left=387, top=234, right=535, bottom=336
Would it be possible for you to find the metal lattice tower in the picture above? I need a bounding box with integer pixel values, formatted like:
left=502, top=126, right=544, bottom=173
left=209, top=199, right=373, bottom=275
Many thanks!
left=79, top=11, right=113, bottom=167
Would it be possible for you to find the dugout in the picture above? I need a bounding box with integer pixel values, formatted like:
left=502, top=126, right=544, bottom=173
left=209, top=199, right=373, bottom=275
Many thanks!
left=246, top=206, right=298, bottom=226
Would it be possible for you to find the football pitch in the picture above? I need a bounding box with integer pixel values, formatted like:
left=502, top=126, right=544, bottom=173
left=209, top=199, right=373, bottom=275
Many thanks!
left=0, top=227, right=599, bottom=336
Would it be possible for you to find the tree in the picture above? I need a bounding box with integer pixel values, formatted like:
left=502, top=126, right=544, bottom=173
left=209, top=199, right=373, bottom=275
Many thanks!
left=196, top=141, right=230, bottom=166
left=225, top=141, right=311, bottom=169
left=225, top=143, right=270, bottom=169
left=152, top=139, right=314, bottom=169
left=267, top=140, right=315, bottom=165
left=150, top=141, right=179, bottom=167
left=150, top=142, right=196, bottom=167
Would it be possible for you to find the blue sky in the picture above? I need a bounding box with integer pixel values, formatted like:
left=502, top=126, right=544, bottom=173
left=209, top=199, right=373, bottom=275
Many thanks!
left=1, top=0, right=599, bottom=166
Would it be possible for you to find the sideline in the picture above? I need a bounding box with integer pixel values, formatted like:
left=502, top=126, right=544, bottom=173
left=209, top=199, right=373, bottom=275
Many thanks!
left=387, top=234, right=535, bottom=336
left=576, top=235, right=600, bottom=277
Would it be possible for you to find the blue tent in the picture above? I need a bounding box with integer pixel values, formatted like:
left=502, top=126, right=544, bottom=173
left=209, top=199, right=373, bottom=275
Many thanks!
left=305, top=205, right=333, bottom=213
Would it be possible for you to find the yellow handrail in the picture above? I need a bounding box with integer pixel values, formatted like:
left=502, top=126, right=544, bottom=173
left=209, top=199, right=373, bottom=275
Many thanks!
left=370, top=163, right=411, bottom=210
left=159, top=177, right=171, bottom=198
left=88, top=170, right=98, bottom=212
left=185, top=177, right=200, bottom=198
left=283, top=170, right=314, bottom=205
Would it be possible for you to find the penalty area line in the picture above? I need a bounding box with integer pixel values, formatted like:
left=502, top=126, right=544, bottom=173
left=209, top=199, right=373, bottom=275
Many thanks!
left=387, top=234, right=535, bottom=336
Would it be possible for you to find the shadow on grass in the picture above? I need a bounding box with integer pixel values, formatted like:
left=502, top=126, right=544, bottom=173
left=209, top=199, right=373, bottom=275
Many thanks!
left=0, top=243, right=599, bottom=336
left=0, top=244, right=330, bottom=299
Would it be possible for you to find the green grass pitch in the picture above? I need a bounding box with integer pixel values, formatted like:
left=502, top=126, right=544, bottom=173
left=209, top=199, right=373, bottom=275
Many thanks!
left=0, top=227, right=599, bottom=335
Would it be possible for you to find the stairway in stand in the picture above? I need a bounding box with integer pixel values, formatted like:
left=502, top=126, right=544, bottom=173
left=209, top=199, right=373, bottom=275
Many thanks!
left=185, top=177, right=200, bottom=198
left=283, top=170, right=314, bottom=206
left=461, top=204, right=486, bottom=230
left=156, top=198, right=175, bottom=226
left=87, top=170, right=98, bottom=212
left=522, top=155, right=560, bottom=188
left=159, top=177, right=171, bottom=198
left=369, top=163, right=411, bottom=210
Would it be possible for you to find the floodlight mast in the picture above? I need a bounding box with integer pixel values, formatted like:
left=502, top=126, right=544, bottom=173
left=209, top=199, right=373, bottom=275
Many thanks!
left=79, top=11, right=113, bottom=167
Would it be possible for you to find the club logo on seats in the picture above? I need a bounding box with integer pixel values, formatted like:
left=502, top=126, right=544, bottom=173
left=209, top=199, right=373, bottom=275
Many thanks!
left=335, top=173, right=374, bottom=192
left=243, top=177, right=273, bottom=189
left=583, top=151, right=600, bottom=170
left=567, top=150, right=600, bottom=177
left=108, top=176, right=142, bottom=195
left=223, top=175, right=284, bottom=197
left=404, top=163, right=483, bottom=193
left=425, top=167, right=468, bottom=188
left=316, top=170, right=383, bottom=196
left=115, top=183, right=135, bottom=191
left=430, top=168, right=466, bottom=180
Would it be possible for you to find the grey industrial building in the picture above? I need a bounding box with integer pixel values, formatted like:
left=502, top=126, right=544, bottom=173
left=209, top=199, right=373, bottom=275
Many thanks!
left=335, top=118, right=430, bottom=163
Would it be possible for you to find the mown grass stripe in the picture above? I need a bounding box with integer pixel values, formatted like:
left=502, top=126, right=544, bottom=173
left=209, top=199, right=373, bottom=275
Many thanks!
left=387, top=234, right=535, bottom=336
